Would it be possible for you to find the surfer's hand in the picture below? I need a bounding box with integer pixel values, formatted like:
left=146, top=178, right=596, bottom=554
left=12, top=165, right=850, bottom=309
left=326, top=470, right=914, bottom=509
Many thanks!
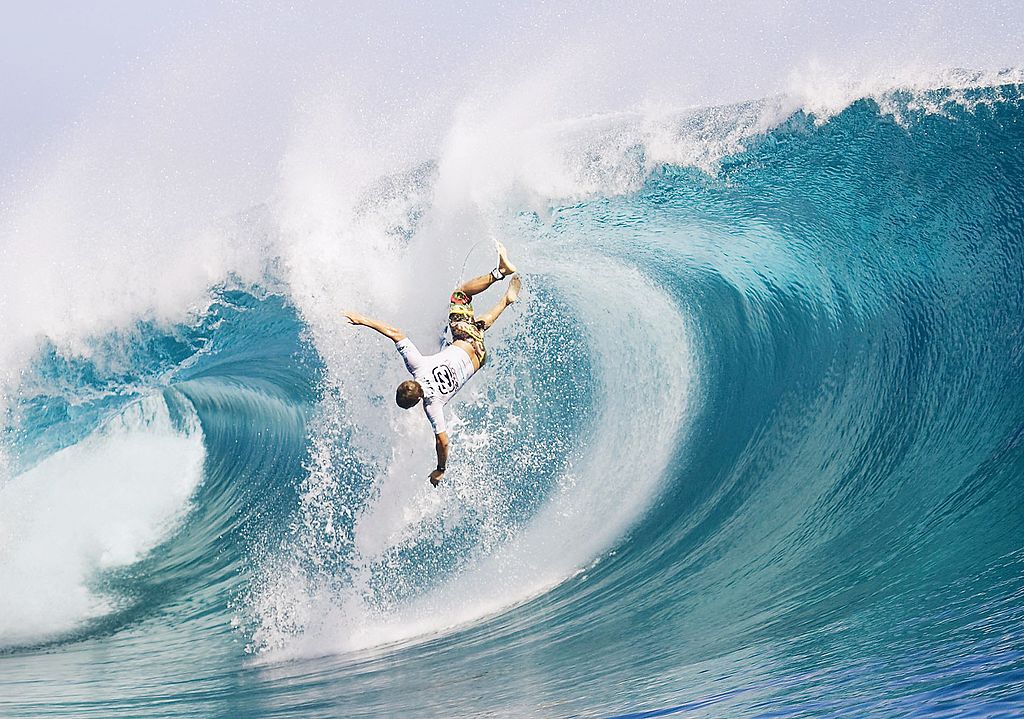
left=429, top=469, right=445, bottom=487
left=343, top=311, right=364, bottom=326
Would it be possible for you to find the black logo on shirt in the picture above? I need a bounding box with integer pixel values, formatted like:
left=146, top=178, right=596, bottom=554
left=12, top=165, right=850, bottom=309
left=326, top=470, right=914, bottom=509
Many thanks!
left=432, top=364, right=457, bottom=394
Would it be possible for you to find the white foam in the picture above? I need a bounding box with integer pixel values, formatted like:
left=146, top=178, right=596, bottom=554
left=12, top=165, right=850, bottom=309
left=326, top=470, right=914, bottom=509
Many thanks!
left=0, top=394, right=204, bottom=647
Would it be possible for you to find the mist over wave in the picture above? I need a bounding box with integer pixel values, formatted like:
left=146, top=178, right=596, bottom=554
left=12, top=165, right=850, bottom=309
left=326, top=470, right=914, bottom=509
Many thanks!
left=2, top=2, right=1023, bottom=717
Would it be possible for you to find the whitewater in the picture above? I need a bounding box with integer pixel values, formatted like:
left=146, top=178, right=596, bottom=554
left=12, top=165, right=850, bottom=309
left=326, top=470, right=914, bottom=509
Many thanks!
left=2, top=2, right=1023, bottom=717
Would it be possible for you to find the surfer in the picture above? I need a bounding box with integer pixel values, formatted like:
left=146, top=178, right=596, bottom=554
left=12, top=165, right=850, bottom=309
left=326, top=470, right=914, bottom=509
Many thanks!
left=343, top=243, right=521, bottom=486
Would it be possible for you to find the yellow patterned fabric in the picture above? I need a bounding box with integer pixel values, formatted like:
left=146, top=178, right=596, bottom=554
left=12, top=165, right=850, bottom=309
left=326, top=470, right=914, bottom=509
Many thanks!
left=449, top=291, right=487, bottom=363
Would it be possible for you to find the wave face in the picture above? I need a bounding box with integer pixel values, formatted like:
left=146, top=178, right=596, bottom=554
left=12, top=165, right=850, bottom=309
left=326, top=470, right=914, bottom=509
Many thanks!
left=2, top=73, right=1024, bottom=718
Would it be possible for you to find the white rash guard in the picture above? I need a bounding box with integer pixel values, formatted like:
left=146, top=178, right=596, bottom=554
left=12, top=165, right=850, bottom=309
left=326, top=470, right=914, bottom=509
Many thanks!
left=396, top=338, right=477, bottom=435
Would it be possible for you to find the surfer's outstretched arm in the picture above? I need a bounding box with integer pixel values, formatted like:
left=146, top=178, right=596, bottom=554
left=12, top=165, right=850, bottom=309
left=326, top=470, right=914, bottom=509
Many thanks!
left=343, top=311, right=406, bottom=343
left=429, top=432, right=449, bottom=486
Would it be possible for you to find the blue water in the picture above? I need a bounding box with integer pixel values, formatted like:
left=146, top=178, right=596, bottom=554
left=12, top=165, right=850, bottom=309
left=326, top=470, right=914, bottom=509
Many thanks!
left=1, top=85, right=1023, bottom=718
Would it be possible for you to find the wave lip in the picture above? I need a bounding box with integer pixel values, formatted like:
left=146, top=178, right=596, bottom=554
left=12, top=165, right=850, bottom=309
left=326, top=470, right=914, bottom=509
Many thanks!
left=0, top=392, right=204, bottom=649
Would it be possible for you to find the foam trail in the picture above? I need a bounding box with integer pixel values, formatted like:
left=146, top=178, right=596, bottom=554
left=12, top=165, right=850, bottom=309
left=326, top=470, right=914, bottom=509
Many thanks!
left=0, top=392, right=204, bottom=647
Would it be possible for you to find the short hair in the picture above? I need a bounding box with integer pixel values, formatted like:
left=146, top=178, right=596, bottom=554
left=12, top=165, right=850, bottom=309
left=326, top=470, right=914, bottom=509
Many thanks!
left=396, top=380, right=424, bottom=408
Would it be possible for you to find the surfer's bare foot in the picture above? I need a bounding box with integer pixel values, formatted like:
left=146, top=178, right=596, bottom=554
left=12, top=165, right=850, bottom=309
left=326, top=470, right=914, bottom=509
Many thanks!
left=506, top=275, right=522, bottom=303
left=496, top=242, right=517, bottom=277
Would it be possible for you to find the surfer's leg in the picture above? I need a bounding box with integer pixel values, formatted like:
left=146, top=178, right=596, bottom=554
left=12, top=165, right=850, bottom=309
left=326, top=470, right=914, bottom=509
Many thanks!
left=455, top=242, right=517, bottom=297
left=478, top=276, right=521, bottom=329
left=456, top=272, right=497, bottom=297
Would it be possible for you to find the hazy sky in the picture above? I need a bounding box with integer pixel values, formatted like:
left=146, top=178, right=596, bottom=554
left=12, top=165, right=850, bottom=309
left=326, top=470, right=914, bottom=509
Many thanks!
left=1, top=1, right=215, bottom=175
left=3, top=0, right=1022, bottom=185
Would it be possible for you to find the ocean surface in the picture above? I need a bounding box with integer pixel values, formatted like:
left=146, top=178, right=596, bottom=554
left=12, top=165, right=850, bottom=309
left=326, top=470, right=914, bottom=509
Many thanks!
left=1, top=16, right=1023, bottom=716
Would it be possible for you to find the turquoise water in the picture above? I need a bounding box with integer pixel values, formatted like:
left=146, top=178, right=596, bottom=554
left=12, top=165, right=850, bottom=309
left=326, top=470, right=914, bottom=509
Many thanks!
left=1, top=86, right=1023, bottom=717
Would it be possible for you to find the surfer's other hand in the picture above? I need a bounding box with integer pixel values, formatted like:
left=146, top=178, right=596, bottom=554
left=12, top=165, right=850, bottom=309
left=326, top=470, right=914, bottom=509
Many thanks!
left=429, top=469, right=445, bottom=487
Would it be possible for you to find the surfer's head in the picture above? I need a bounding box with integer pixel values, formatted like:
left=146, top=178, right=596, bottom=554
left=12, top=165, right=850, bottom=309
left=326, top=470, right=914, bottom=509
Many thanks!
left=396, top=380, right=424, bottom=408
